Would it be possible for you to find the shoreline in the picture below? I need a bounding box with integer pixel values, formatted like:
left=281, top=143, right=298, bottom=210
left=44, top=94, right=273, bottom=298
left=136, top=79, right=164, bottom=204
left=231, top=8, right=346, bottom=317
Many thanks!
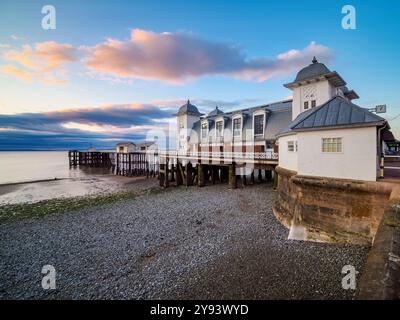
left=0, top=173, right=158, bottom=206
left=0, top=177, right=66, bottom=187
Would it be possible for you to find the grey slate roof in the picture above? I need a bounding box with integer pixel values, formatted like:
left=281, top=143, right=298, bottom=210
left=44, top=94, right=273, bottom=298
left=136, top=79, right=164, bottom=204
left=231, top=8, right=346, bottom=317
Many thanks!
left=116, top=142, right=135, bottom=146
left=291, top=95, right=386, bottom=131
left=295, top=57, right=331, bottom=82
left=208, top=106, right=224, bottom=117
left=174, top=100, right=203, bottom=116
left=284, top=57, right=347, bottom=88
left=188, top=100, right=292, bottom=143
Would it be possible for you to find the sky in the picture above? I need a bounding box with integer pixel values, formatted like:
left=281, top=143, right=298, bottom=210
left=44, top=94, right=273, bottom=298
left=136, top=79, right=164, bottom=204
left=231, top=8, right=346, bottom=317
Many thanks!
left=0, top=0, right=399, bottom=150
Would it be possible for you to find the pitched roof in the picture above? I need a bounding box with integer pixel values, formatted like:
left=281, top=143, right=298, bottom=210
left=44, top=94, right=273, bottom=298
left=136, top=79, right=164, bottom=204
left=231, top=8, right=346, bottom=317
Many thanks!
left=116, top=142, right=136, bottom=146
left=290, top=95, right=386, bottom=131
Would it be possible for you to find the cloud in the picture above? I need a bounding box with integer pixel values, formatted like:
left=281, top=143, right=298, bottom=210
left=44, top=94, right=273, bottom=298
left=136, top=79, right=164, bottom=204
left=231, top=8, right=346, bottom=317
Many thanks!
left=0, top=44, right=11, bottom=49
left=0, top=102, right=175, bottom=150
left=2, top=41, right=79, bottom=84
left=85, top=29, right=334, bottom=83
left=11, top=34, right=25, bottom=41
left=2, top=65, right=33, bottom=81
left=1, top=29, right=333, bottom=85
left=0, top=97, right=268, bottom=150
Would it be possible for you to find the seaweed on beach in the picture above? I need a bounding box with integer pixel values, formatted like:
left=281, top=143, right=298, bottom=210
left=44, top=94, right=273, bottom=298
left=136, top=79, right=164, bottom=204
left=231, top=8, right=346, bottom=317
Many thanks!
left=0, top=191, right=138, bottom=223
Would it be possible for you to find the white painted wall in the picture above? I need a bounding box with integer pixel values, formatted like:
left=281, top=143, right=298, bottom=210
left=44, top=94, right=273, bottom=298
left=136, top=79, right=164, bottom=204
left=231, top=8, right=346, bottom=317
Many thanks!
left=116, top=144, right=135, bottom=153
left=177, top=114, right=200, bottom=153
left=297, top=127, right=377, bottom=181
left=291, top=80, right=336, bottom=120
left=278, top=134, right=298, bottom=172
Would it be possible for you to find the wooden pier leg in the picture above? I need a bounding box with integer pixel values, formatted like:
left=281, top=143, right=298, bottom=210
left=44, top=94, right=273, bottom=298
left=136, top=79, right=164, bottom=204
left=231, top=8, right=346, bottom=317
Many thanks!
left=251, top=170, right=255, bottom=184
left=257, top=169, right=263, bottom=182
left=164, top=158, right=170, bottom=188
left=273, top=169, right=278, bottom=190
left=198, top=164, right=205, bottom=187
left=170, top=164, right=175, bottom=182
left=186, top=162, right=193, bottom=186
left=211, top=167, right=216, bottom=185
left=159, top=163, right=165, bottom=187
left=176, top=161, right=183, bottom=186
left=228, top=164, right=237, bottom=189
left=242, top=171, right=247, bottom=186
left=128, top=153, right=132, bottom=176
left=116, top=153, right=120, bottom=175
left=265, top=170, right=272, bottom=181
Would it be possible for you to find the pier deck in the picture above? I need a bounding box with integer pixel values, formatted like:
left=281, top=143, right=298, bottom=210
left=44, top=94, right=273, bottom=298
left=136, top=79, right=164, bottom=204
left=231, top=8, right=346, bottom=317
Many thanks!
left=68, top=150, right=279, bottom=189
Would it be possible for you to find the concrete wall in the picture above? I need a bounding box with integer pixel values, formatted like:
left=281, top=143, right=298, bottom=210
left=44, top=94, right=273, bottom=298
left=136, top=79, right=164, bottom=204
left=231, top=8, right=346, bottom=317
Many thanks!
left=278, top=134, right=298, bottom=172
left=297, top=127, right=377, bottom=181
left=273, top=166, right=393, bottom=245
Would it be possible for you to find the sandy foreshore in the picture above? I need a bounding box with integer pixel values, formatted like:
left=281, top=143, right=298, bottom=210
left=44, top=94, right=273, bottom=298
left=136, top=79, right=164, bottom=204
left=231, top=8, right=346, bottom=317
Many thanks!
left=0, top=173, right=156, bottom=205
left=0, top=181, right=369, bottom=299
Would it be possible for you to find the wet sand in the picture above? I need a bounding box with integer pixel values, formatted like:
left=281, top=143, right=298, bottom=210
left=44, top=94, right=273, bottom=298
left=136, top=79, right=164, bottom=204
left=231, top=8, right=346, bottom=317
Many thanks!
left=0, top=169, right=156, bottom=205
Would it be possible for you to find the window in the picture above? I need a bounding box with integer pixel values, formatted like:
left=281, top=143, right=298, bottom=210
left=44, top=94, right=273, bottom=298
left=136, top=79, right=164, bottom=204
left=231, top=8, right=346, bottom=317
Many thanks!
left=254, top=114, right=264, bottom=135
left=311, top=100, right=316, bottom=108
left=322, top=138, right=342, bottom=153
left=216, top=121, right=223, bottom=138
left=179, top=120, right=184, bottom=129
left=233, top=118, right=242, bottom=137
left=304, top=101, right=309, bottom=110
left=201, top=123, right=208, bottom=140
left=287, top=141, right=295, bottom=152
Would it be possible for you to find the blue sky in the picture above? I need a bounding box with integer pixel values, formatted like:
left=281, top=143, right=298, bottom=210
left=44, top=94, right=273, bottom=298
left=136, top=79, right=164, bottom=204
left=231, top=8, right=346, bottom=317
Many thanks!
left=0, top=0, right=399, bottom=150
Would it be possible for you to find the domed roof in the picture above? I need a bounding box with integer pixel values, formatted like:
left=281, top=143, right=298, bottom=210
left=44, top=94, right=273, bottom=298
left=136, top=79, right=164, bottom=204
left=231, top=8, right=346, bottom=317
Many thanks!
left=175, top=100, right=202, bottom=116
left=294, top=57, right=331, bottom=82
left=208, top=106, right=224, bottom=117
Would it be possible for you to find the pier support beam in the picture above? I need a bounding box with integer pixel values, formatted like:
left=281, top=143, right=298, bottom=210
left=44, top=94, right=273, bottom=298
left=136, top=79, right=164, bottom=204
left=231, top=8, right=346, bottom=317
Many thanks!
left=198, top=164, right=205, bottom=187
left=257, top=169, right=263, bottom=182
left=176, top=161, right=183, bottom=186
left=186, top=162, right=193, bottom=186
left=265, top=170, right=272, bottom=181
left=273, top=169, right=278, bottom=190
left=170, top=164, right=175, bottom=182
left=228, top=164, right=237, bottom=189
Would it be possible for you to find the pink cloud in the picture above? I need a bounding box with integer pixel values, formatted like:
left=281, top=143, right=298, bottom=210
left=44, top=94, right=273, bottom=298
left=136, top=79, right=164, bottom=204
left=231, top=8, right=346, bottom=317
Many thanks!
left=85, top=29, right=334, bottom=83
left=2, top=41, right=79, bottom=84
left=1, top=30, right=334, bottom=85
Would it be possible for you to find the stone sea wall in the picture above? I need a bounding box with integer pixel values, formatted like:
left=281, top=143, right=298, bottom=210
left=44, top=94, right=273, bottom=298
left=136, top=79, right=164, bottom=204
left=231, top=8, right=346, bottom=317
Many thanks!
left=273, top=166, right=393, bottom=245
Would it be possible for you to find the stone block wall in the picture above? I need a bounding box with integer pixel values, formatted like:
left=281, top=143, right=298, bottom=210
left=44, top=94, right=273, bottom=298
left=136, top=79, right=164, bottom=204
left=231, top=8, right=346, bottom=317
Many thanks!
left=273, top=166, right=393, bottom=245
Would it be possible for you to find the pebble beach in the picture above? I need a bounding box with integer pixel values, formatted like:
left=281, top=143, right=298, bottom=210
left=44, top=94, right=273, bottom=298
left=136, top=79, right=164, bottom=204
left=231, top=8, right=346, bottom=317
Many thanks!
left=0, top=181, right=369, bottom=299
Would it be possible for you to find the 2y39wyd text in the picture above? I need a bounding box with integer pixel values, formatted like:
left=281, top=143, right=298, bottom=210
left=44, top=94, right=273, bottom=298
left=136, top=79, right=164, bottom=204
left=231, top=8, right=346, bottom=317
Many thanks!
left=150, top=304, right=249, bottom=317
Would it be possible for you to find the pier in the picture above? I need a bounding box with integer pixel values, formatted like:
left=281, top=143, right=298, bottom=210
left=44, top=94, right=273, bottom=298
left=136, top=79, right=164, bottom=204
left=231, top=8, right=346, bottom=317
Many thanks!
left=68, top=150, right=279, bottom=189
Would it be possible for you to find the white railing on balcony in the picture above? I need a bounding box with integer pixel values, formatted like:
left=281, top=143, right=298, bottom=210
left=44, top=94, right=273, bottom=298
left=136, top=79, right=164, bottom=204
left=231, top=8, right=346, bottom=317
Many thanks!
left=157, top=150, right=278, bottom=161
